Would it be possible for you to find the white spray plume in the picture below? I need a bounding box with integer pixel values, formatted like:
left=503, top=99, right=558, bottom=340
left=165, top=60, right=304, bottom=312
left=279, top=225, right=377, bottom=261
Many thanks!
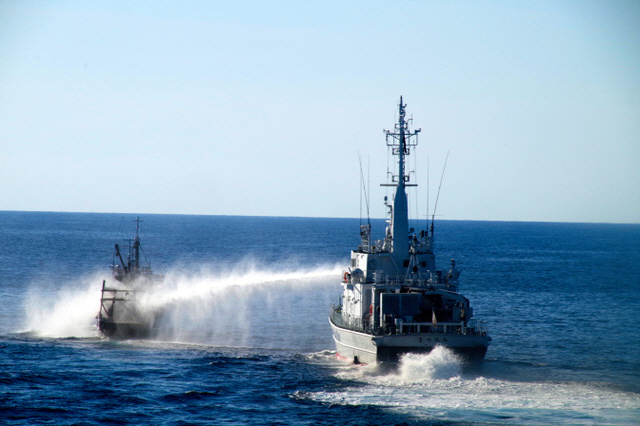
left=23, top=272, right=104, bottom=338
left=396, top=346, right=463, bottom=382
left=22, top=261, right=343, bottom=349
left=336, top=345, right=463, bottom=385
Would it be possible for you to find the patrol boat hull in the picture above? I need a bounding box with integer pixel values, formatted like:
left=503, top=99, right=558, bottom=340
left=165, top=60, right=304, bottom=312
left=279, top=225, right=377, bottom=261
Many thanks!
left=330, top=318, right=489, bottom=364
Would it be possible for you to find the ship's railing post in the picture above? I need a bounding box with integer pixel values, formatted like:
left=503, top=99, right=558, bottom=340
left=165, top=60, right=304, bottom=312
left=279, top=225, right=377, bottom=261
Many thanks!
left=99, top=280, right=107, bottom=318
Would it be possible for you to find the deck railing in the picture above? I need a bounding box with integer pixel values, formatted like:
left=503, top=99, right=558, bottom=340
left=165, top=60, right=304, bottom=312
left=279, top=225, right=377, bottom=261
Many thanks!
left=330, top=306, right=488, bottom=336
left=396, top=321, right=485, bottom=336
left=359, top=272, right=458, bottom=292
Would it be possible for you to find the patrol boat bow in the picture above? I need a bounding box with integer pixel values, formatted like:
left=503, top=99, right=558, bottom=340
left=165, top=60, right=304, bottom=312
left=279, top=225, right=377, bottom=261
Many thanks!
left=329, top=98, right=491, bottom=364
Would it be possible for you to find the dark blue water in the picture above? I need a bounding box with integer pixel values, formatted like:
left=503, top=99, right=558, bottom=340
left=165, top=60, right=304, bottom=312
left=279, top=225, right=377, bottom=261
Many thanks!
left=1, top=212, right=639, bottom=425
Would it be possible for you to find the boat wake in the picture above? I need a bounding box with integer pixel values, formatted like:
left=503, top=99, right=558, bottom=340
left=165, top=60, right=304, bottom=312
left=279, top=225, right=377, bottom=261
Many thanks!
left=396, top=346, right=463, bottom=382
left=310, top=346, right=640, bottom=425
left=22, top=261, right=342, bottom=350
left=332, top=346, right=462, bottom=383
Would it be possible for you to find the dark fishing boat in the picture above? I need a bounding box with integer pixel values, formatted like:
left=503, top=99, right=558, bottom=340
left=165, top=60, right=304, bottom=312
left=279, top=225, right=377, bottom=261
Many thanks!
left=329, top=97, right=491, bottom=364
left=98, top=217, right=162, bottom=338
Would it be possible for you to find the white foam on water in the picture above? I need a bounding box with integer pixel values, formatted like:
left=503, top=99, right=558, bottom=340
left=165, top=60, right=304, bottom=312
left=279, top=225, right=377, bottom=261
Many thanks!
left=396, top=346, right=463, bottom=382
left=332, top=346, right=463, bottom=385
left=311, top=347, right=640, bottom=425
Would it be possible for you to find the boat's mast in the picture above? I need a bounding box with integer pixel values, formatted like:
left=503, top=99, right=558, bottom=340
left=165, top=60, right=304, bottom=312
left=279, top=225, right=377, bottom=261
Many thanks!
left=133, top=217, right=141, bottom=271
left=384, top=97, right=420, bottom=268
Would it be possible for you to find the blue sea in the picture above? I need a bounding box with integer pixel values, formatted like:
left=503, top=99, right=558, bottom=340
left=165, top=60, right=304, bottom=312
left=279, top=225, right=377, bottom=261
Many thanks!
left=1, top=211, right=639, bottom=425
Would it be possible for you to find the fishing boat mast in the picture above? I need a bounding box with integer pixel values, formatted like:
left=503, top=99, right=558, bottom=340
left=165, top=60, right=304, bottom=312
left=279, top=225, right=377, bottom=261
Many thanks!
left=133, top=216, right=141, bottom=271
left=111, top=216, right=152, bottom=281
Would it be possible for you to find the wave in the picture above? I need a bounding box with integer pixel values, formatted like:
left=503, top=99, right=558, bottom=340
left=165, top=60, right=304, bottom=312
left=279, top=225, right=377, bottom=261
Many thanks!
left=312, top=346, right=640, bottom=425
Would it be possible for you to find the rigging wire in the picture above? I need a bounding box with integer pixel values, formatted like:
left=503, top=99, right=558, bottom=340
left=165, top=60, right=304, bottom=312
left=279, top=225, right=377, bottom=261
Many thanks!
left=413, top=140, right=419, bottom=224
left=358, top=152, right=371, bottom=226
left=431, top=151, right=450, bottom=231
left=368, top=155, right=371, bottom=223
left=426, top=156, right=430, bottom=232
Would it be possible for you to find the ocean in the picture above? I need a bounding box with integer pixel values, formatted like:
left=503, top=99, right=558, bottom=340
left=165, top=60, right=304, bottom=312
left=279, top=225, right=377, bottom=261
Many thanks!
left=1, top=211, right=639, bottom=425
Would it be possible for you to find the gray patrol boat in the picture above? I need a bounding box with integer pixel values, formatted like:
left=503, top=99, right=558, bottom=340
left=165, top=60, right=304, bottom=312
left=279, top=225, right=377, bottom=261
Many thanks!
left=329, top=98, right=491, bottom=364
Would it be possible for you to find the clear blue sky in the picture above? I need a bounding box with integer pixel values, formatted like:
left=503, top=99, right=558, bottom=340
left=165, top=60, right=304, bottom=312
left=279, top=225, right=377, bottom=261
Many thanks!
left=1, top=1, right=638, bottom=223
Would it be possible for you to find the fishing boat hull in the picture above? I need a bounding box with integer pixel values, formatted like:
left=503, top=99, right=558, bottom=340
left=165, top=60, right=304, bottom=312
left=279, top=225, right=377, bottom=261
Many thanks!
left=330, top=317, right=490, bottom=364
left=98, top=280, right=159, bottom=339
left=97, top=318, right=153, bottom=339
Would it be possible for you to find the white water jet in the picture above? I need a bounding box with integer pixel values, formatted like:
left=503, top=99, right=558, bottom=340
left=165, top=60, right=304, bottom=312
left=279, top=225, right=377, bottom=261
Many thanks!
left=22, top=261, right=342, bottom=351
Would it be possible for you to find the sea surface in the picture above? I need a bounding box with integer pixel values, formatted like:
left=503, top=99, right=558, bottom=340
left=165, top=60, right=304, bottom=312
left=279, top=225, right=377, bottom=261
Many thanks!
left=1, top=211, right=639, bottom=425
